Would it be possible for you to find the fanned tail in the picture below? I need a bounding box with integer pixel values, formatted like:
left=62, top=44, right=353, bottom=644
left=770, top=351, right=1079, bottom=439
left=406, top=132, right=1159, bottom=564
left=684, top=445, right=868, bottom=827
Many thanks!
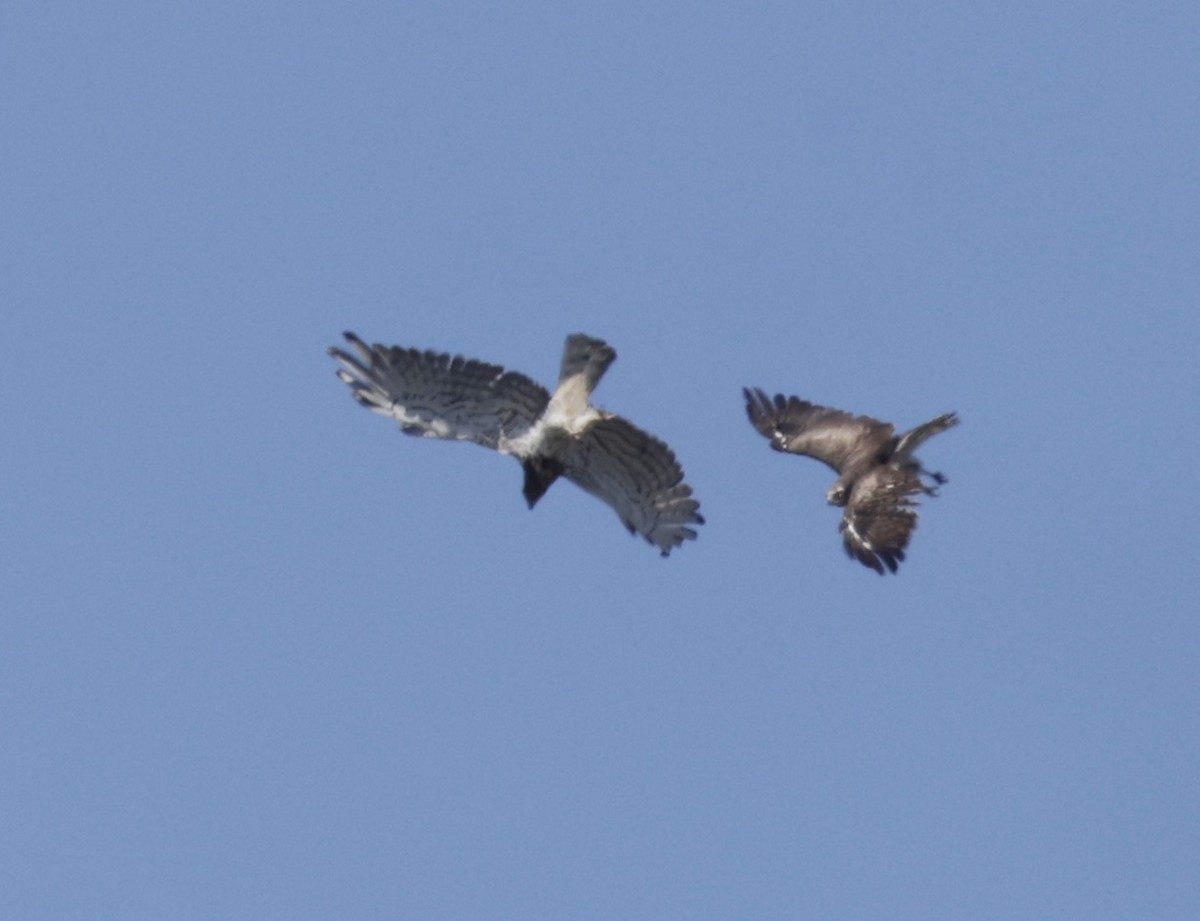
left=559, top=334, right=616, bottom=393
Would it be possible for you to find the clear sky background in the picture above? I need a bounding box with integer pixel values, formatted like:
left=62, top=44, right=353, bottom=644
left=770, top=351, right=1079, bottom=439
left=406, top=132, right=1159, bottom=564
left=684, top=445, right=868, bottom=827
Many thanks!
left=3, top=3, right=1197, bottom=919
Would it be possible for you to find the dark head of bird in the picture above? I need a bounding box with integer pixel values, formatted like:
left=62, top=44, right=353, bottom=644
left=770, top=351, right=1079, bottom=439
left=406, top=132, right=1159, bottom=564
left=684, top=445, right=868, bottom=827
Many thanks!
left=522, top=456, right=565, bottom=508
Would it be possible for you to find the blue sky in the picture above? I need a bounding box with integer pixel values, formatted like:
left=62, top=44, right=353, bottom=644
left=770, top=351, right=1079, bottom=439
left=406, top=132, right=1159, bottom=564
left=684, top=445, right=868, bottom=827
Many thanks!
left=3, top=2, right=1197, bottom=918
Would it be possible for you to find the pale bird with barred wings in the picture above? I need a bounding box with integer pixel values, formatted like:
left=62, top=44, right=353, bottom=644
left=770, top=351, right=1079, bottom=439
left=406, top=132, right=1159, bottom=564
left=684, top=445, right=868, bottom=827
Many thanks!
left=744, top=388, right=958, bottom=574
left=329, top=332, right=703, bottom=555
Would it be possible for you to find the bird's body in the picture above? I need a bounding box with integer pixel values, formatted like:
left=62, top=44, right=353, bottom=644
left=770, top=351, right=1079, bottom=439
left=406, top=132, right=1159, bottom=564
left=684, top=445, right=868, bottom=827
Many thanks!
left=744, top=388, right=957, bottom=573
left=329, top=332, right=703, bottom=555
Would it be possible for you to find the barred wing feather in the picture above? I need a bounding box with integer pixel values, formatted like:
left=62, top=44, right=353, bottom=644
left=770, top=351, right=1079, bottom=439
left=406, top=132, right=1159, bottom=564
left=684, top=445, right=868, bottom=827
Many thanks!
left=839, top=466, right=924, bottom=574
left=328, top=332, right=550, bottom=451
left=563, top=416, right=704, bottom=556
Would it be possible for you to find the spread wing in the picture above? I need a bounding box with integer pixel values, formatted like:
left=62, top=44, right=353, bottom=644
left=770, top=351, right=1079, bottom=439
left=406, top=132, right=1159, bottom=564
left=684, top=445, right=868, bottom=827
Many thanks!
left=839, top=465, right=924, bottom=574
left=743, top=387, right=892, bottom=474
left=328, top=331, right=550, bottom=451
left=562, top=416, right=704, bottom=556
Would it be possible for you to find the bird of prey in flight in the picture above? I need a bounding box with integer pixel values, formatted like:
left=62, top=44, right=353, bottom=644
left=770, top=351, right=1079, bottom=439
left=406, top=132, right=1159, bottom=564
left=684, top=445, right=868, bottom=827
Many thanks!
left=744, top=388, right=957, bottom=573
left=329, top=332, right=703, bottom=555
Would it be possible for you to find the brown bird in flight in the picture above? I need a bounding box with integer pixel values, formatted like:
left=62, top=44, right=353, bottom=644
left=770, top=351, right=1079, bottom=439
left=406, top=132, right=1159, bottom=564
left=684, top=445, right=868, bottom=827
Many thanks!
left=744, top=388, right=958, bottom=573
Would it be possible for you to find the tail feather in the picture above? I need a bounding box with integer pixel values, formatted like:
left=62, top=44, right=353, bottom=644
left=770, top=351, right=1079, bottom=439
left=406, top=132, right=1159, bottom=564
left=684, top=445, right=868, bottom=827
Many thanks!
left=559, top=334, right=616, bottom=392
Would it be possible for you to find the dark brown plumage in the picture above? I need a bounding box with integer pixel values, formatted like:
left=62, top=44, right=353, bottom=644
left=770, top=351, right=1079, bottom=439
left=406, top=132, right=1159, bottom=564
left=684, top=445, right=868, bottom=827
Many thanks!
left=744, top=388, right=958, bottom=574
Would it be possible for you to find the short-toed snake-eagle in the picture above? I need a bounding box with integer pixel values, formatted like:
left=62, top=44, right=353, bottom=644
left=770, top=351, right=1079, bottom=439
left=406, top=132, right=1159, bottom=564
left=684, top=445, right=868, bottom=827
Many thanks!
left=329, top=332, right=703, bottom=555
